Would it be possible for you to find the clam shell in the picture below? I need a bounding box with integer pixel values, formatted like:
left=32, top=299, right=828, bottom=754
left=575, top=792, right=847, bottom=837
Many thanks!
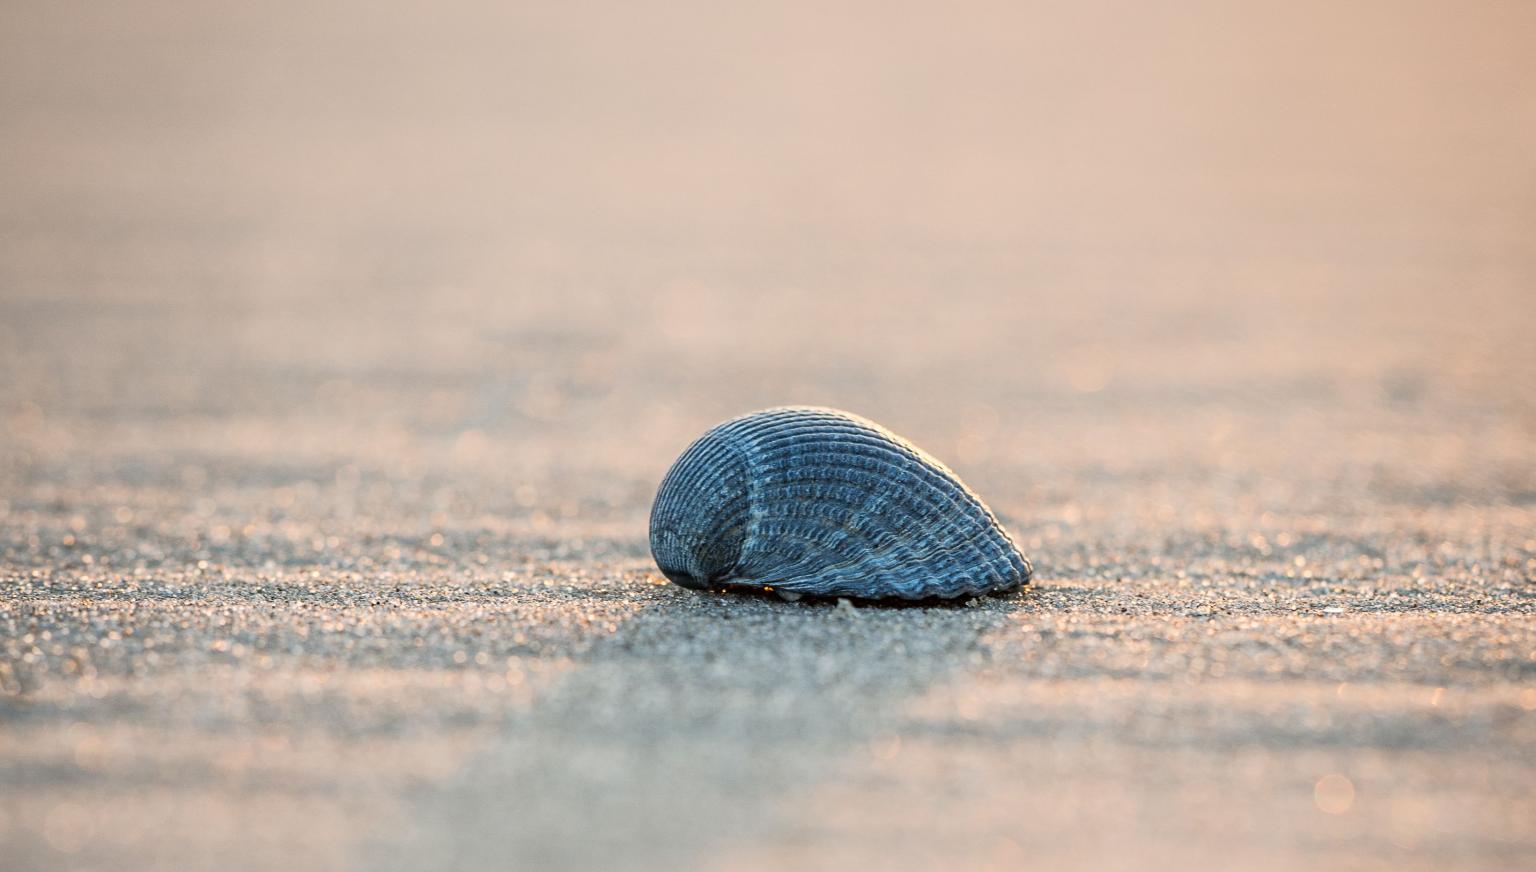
left=649, top=407, right=1031, bottom=600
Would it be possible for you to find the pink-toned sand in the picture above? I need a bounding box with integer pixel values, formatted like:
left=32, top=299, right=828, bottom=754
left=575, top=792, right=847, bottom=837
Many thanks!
left=2, top=2, right=1534, bottom=869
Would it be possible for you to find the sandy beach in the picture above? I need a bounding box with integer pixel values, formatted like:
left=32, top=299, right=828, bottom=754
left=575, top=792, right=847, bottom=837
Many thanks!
left=2, top=2, right=1534, bottom=869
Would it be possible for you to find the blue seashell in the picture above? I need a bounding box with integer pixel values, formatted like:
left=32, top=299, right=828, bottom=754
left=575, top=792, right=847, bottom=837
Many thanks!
left=649, top=407, right=1031, bottom=600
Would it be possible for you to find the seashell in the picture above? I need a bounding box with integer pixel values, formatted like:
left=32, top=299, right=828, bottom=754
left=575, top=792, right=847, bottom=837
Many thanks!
left=649, top=407, right=1031, bottom=600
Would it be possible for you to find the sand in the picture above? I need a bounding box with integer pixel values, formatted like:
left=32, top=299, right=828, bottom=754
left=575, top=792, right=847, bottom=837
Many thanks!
left=2, top=2, right=1534, bottom=869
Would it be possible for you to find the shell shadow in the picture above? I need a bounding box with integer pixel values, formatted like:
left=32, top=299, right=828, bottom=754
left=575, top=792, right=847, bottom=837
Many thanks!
left=699, top=583, right=1031, bottom=610
left=366, top=580, right=1030, bottom=871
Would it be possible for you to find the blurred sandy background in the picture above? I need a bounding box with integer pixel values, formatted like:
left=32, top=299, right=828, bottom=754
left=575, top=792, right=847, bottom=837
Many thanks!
left=2, top=2, right=1534, bottom=870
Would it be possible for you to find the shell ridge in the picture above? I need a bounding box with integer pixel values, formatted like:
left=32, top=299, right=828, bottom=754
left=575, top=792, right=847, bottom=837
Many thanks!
left=732, top=423, right=936, bottom=587
left=750, top=425, right=984, bottom=547
left=649, top=426, right=754, bottom=584
left=724, top=408, right=1025, bottom=596
left=737, top=468, right=1019, bottom=595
